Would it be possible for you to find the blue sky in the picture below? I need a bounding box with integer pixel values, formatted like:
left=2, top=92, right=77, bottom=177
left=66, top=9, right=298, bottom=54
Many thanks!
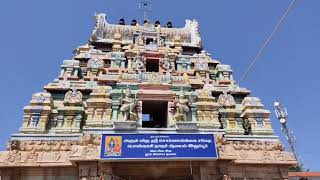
left=0, top=0, right=319, bottom=170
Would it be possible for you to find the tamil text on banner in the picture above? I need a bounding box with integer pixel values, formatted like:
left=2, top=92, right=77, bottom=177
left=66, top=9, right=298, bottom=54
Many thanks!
left=100, top=134, right=218, bottom=160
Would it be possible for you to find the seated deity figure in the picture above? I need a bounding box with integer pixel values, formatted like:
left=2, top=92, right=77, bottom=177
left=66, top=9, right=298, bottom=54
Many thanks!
left=132, top=54, right=145, bottom=71
left=120, top=87, right=137, bottom=121
left=174, top=88, right=190, bottom=121
left=162, top=56, right=172, bottom=72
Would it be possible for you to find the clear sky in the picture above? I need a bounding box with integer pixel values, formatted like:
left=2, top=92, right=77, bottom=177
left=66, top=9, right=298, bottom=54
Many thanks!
left=0, top=0, right=319, bottom=171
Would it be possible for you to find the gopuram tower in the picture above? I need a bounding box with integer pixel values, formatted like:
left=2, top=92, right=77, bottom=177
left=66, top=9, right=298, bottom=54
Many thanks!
left=0, top=13, right=296, bottom=180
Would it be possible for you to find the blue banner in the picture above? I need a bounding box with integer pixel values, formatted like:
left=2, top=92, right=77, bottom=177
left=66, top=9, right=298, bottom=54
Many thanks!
left=100, top=134, right=218, bottom=160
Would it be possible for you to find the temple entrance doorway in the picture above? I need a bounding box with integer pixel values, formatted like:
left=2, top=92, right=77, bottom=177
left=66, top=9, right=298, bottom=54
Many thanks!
left=142, top=101, right=167, bottom=128
left=108, top=162, right=195, bottom=180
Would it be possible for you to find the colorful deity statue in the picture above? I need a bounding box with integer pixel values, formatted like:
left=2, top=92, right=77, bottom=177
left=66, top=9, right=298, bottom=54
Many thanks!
left=174, top=88, right=190, bottom=121
left=132, top=54, right=145, bottom=71
left=119, top=87, right=137, bottom=121
left=132, top=54, right=145, bottom=82
left=161, top=55, right=172, bottom=72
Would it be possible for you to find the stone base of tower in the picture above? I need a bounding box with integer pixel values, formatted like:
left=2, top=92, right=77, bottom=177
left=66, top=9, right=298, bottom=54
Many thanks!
left=0, top=161, right=291, bottom=180
left=0, top=133, right=297, bottom=180
left=0, top=167, right=78, bottom=180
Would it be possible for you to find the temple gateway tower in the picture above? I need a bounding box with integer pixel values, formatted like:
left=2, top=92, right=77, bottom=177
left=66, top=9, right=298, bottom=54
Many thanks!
left=0, top=13, right=296, bottom=180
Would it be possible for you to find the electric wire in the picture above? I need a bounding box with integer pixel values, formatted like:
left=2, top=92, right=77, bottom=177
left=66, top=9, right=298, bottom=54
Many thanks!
left=215, top=0, right=298, bottom=111
left=238, top=0, right=297, bottom=84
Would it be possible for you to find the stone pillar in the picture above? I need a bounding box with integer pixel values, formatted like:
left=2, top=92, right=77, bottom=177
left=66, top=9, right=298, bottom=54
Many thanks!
left=103, top=109, right=112, bottom=123
left=137, top=100, right=143, bottom=127
left=111, top=91, right=122, bottom=122
left=217, top=161, right=230, bottom=180
left=228, top=116, right=236, bottom=129
left=95, top=109, right=103, bottom=121
left=98, top=162, right=113, bottom=178
left=0, top=168, right=20, bottom=180
left=87, top=108, right=94, bottom=122
left=168, top=102, right=175, bottom=128
left=65, top=115, right=73, bottom=128
left=79, top=162, right=98, bottom=180
left=74, top=114, right=82, bottom=128
left=212, top=111, right=220, bottom=129
left=111, top=61, right=115, bottom=68
left=127, top=56, right=133, bottom=69
left=121, top=60, right=125, bottom=68
left=191, top=105, right=197, bottom=123
left=279, top=165, right=290, bottom=180
left=199, top=162, right=219, bottom=180
left=111, top=104, right=120, bottom=120
left=191, top=162, right=201, bottom=180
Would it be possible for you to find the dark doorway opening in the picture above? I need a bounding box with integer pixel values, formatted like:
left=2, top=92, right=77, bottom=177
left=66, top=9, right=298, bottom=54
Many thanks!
left=146, top=60, right=159, bottom=72
left=146, top=38, right=154, bottom=45
left=111, top=162, right=195, bottom=180
left=142, top=101, right=167, bottom=128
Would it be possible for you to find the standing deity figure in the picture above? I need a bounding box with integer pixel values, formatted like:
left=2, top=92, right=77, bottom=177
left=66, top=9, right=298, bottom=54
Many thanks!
left=162, top=56, right=172, bottom=72
left=132, top=54, right=145, bottom=82
left=174, top=88, right=190, bottom=121
left=120, top=87, right=137, bottom=121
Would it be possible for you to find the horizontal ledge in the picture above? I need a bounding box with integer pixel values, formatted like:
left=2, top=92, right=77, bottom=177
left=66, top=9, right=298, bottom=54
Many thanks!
left=224, top=134, right=279, bottom=141
left=11, top=133, right=82, bottom=141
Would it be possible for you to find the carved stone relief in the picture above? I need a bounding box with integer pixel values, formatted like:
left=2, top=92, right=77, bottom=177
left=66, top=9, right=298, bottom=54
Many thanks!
left=217, top=139, right=296, bottom=164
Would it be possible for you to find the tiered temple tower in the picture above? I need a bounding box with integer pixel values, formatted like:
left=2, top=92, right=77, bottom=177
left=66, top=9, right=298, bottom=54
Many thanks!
left=0, top=13, right=296, bottom=180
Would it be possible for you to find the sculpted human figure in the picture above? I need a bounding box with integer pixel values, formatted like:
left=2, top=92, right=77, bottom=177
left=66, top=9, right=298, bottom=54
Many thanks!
left=174, top=88, right=190, bottom=121
left=133, top=55, right=144, bottom=71
left=132, top=54, right=145, bottom=82
left=120, top=87, right=137, bottom=121
left=162, top=56, right=172, bottom=72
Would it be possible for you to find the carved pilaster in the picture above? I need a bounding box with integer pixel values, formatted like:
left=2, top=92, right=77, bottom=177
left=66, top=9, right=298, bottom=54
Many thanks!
left=111, top=104, right=120, bottom=120
left=98, top=162, right=113, bottom=177
left=217, top=161, right=230, bottom=180
left=79, top=162, right=98, bottom=179
left=168, top=101, right=175, bottom=128
left=191, top=105, right=197, bottom=123
left=125, top=50, right=135, bottom=69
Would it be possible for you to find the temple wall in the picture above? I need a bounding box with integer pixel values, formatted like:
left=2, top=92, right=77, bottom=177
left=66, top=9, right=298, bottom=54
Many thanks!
left=197, top=162, right=290, bottom=180
left=0, top=161, right=290, bottom=180
left=0, top=167, right=78, bottom=180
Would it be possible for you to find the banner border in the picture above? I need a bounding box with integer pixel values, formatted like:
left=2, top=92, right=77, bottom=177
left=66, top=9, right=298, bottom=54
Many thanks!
left=99, top=133, right=219, bottom=161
